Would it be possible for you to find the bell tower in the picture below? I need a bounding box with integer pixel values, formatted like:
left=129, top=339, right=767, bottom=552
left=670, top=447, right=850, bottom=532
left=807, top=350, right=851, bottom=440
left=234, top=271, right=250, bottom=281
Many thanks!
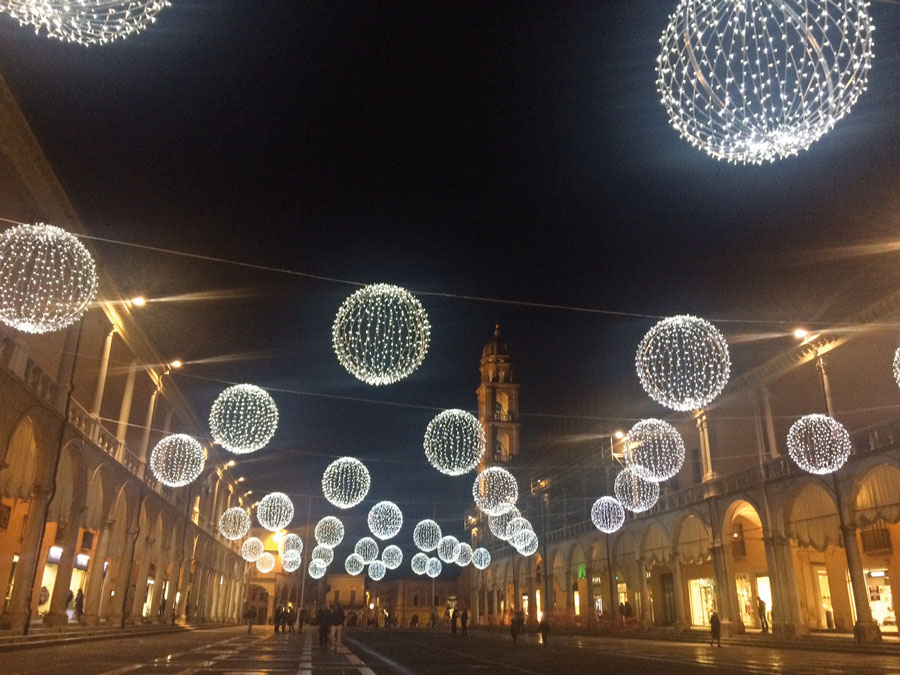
left=477, top=324, right=520, bottom=465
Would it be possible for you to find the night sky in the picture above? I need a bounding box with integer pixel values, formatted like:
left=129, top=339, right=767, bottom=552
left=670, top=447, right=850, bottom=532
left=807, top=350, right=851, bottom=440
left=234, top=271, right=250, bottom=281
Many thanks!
left=0, top=1, right=898, bottom=547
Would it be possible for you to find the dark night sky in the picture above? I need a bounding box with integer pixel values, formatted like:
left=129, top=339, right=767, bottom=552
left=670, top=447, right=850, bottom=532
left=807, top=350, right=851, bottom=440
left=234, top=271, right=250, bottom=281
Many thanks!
left=0, top=1, right=898, bottom=547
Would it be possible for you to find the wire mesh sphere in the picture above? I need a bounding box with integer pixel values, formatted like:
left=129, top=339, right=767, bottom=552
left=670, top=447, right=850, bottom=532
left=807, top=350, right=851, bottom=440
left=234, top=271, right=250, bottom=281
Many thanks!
left=322, top=457, right=371, bottom=509
left=413, top=519, right=442, bottom=552
left=209, top=384, right=278, bottom=455
left=0, top=1, right=170, bottom=46
left=345, top=553, right=365, bottom=576
left=614, top=468, right=661, bottom=513
left=355, top=537, right=379, bottom=564
left=893, top=347, right=900, bottom=390
left=382, top=545, right=403, bottom=570
left=437, top=535, right=461, bottom=564
left=787, top=414, right=852, bottom=475
left=0, top=223, right=98, bottom=334
left=656, top=0, right=874, bottom=164
left=309, top=559, right=327, bottom=579
left=368, top=560, right=387, bottom=581
left=257, top=492, right=294, bottom=531
left=218, top=507, right=251, bottom=541
left=241, top=537, right=264, bottom=562
left=636, top=315, right=730, bottom=412
left=411, top=552, right=429, bottom=575
left=513, top=530, right=539, bottom=556
left=505, top=517, right=533, bottom=541
left=311, top=544, right=334, bottom=566
left=278, top=533, right=303, bottom=558
left=367, top=501, right=403, bottom=540
left=332, top=283, right=431, bottom=386
left=472, top=547, right=491, bottom=570
left=423, top=409, right=486, bottom=476
left=624, top=419, right=686, bottom=483
left=472, top=467, right=518, bottom=516
left=488, top=508, right=520, bottom=541
left=281, top=550, right=302, bottom=573
left=256, top=552, right=275, bottom=574
left=314, top=516, right=345, bottom=549
left=591, top=497, right=626, bottom=534
left=425, top=557, right=442, bottom=578
left=456, top=543, right=473, bottom=567
left=149, top=434, right=204, bottom=488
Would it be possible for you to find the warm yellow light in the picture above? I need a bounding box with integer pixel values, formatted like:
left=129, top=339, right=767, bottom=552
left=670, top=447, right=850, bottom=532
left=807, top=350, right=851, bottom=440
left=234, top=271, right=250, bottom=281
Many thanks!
left=614, top=430, right=624, bottom=439
left=131, top=295, right=146, bottom=307
left=574, top=590, right=581, bottom=616
left=369, top=603, right=375, bottom=610
left=237, top=476, right=245, bottom=482
left=169, top=359, right=183, bottom=369
left=793, top=328, right=808, bottom=340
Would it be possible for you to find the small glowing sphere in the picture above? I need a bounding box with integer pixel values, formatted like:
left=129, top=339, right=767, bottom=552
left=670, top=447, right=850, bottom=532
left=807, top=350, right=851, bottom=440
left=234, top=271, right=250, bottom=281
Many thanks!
left=614, top=468, right=660, bottom=513
left=787, top=414, right=852, bottom=475
left=514, top=530, right=539, bottom=556
left=488, top=508, right=520, bottom=541
left=256, top=492, right=294, bottom=531
left=382, top=545, right=403, bottom=570
left=893, top=347, right=900, bottom=389
left=425, top=557, right=442, bottom=578
left=332, top=283, right=431, bottom=386
left=309, top=559, right=327, bottom=579
left=413, top=519, right=442, bottom=552
left=437, top=535, right=461, bottom=564
left=149, top=434, right=204, bottom=487
left=256, top=552, right=275, bottom=574
left=217, top=507, right=250, bottom=540
left=423, top=409, right=486, bottom=476
left=456, top=543, right=473, bottom=567
left=505, top=517, right=532, bottom=541
left=472, top=547, right=491, bottom=570
left=591, top=497, right=625, bottom=534
left=472, top=467, right=518, bottom=516
left=314, top=516, right=345, bottom=548
left=0, top=223, right=98, bottom=334
left=355, top=537, right=379, bottom=564
left=322, top=457, right=371, bottom=509
left=281, top=550, right=302, bottom=573
left=209, top=384, right=278, bottom=454
left=345, top=553, right=365, bottom=576
left=311, top=545, right=334, bottom=566
left=636, top=315, right=730, bottom=411
left=411, top=552, right=428, bottom=575
left=368, top=560, right=387, bottom=581
left=367, top=501, right=403, bottom=540
left=278, top=533, right=303, bottom=558
left=241, top=537, right=264, bottom=562
left=624, top=419, right=686, bottom=483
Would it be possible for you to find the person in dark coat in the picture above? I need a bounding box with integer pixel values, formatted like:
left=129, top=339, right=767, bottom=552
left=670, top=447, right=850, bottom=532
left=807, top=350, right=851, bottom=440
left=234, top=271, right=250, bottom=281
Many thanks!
left=710, top=611, right=722, bottom=647
left=274, top=606, right=282, bottom=633
left=756, top=597, right=768, bottom=634
left=460, top=608, right=468, bottom=636
left=539, top=616, right=549, bottom=647
left=510, top=614, right=519, bottom=643
left=450, top=608, right=458, bottom=635
left=330, top=602, right=345, bottom=651
left=74, top=589, right=84, bottom=621
left=299, top=606, right=308, bottom=633
left=243, top=606, right=256, bottom=634
left=317, top=605, right=331, bottom=651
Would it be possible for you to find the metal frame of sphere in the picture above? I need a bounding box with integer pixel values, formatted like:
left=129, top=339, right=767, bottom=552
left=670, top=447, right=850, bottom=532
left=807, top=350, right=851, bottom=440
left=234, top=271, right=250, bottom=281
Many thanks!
left=315, top=516, right=345, bottom=548
left=787, top=414, right=852, bottom=475
left=413, top=519, right=442, bottom=552
left=411, top=552, right=428, bottom=575
left=256, top=492, right=294, bottom=531
left=472, top=466, right=518, bottom=516
left=472, top=547, right=491, bottom=570
left=614, top=467, right=660, bottom=513
left=437, top=535, right=460, bottom=564
left=624, top=418, right=686, bottom=483
left=515, top=531, right=539, bottom=556
left=488, top=508, right=520, bottom=541
left=425, top=557, right=442, bottom=578
left=367, top=500, right=403, bottom=540
left=311, top=545, right=334, bottom=566
left=309, top=559, right=327, bottom=579
left=241, top=537, right=264, bottom=562
left=456, top=543, right=473, bottom=566
left=591, top=496, right=625, bottom=534
left=382, top=545, right=403, bottom=570
left=345, top=553, right=365, bottom=576
left=256, top=552, right=275, bottom=574
left=368, top=560, right=387, bottom=581
left=209, top=384, right=278, bottom=454
left=423, top=409, right=486, bottom=476
left=218, top=507, right=250, bottom=540
left=278, top=533, right=303, bottom=558
left=281, top=550, right=302, bottom=573
left=355, top=537, right=379, bottom=564
left=322, top=457, right=371, bottom=509
left=893, top=346, right=900, bottom=389
left=149, top=434, right=204, bottom=488
left=506, top=517, right=532, bottom=541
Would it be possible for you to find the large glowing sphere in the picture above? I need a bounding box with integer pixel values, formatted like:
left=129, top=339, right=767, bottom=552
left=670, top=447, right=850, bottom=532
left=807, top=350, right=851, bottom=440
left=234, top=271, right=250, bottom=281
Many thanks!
left=209, top=384, right=278, bottom=454
left=218, top=507, right=251, bottom=540
left=241, top=537, right=264, bottom=562
left=488, top=508, right=520, bottom=541
left=411, top=552, right=428, bottom=575
left=322, top=457, right=371, bottom=509
left=425, top=557, right=442, bottom=578
left=893, top=346, right=900, bottom=390
left=456, top=543, right=473, bottom=567
left=367, top=501, right=403, bottom=540
left=614, top=468, right=661, bottom=513
left=514, top=531, right=539, bottom=556
left=624, top=419, right=686, bottom=483
left=311, top=545, right=334, bottom=566
left=382, top=545, right=403, bottom=570
left=309, top=559, right=327, bottom=579
left=345, top=553, right=365, bottom=576
left=256, top=492, right=294, bottom=531
left=472, top=547, right=491, bottom=570
left=413, top=519, right=442, bottom=552
left=591, top=496, right=625, bottom=534
left=355, top=537, right=379, bottom=564
left=437, top=535, right=461, bottom=564
left=149, top=434, right=204, bottom=488
left=423, top=409, right=486, bottom=476
left=314, top=516, right=345, bottom=549
left=278, top=533, right=303, bottom=558
left=472, top=467, right=518, bottom=516
left=281, top=550, right=302, bottom=573
left=256, top=552, right=275, bottom=574
left=505, top=517, right=532, bottom=541
left=368, top=560, right=387, bottom=581
left=787, top=414, right=852, bottom=475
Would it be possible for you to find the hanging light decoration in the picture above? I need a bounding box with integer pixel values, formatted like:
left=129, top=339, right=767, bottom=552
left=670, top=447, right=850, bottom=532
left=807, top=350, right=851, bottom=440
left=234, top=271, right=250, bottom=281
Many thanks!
left=241, top=537, right=264, bottom=562
left=472, top=547, right=491, bottom=570
left=472, top=467, right=518, bottom=516
left=355, top=537, right=379, bottom=564
left=614, top=468, right=661, bottom=513
left=367, top=501, right=403, bottom=540
left=456, top=543, right=473, bottom=567
left=591, top=496, right=625, bottom=534
left=382, top=545, right=403, bottom=570
left=209, top=384, right=278, bottom=455
left=624, top=419, right=686, bottom=483
left=656, top=0, right=874, bottom=164
left=411, top=552, right=428, bottom=575
left=311, top=545, right=335, bottom=566
left=281, top=550, right=302, bottom=573
left=892, top=347, right=900, bottom=389
left=368, top=560, right=387, bottom=581
left=787, top=414, right=852, bottom=475
left=314, top=516, right=345, bottom=549
left=278, top=533, right=303, bottom=558
left=345, top=553, right=365, bottom=576
left=437, top=535, right=461, bottom=564
left=505, top=517, right=533, bottom=541
left=423, top=409, right=486, bottom=476
left=425, top=557, right=442, bottom=578
left=256, top=492, right=294, bottom=531
left=322, top=457, right=371, bottom=509
left=217, top=507, right=251, bottom=540
left=413, top=519, right=442, bottom=552
left=488, top=508, right=520, bottom=541
left=309, top=559, right=327, bottom=579
left=332, top=283, right=431, bottom=386
left=256, top=552, right=275, bottom=574
left=149, top=434, right=204, bottom=488
left=515, top=530, right=539, bottom=556
left=636, top=315, right=730, bottom=411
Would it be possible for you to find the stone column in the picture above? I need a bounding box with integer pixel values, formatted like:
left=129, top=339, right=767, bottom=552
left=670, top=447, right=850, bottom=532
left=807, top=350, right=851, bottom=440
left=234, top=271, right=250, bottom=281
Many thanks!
left=768, top=536, right=807, bottom=640
left=585, top=559, right=596, bottom=629
left=108, top=526, right=140, bottom=627
left=721, top=543, right=745, bottom=634
left=137, top=388, right=159, bottom=475
left=5, top=488, right=52, bottom=630
left=638, top=561, right=652, bottom=628
left=90, top=327, right=117, bottom=418
left=115, top=361, right=138, bottom=447
left=128, top=537, right=156, bottom=622
left=670, top=556, right=688, bottom=631
left=759, top=386, right=779, bottom=459
left=44, top=509, right=86, bottom=626
left=176, top=560, right=194, bottom=621
left=695, top=410, right=715, bottom=482
left=81, top=524, right=112, bottom=626
left=148, top=554, right=167, bottom=622
left=565, top=567, right=575, bottom=624
left=841, top=524, right=882, bottom=643
left=191, top=565, right=207, bottom=621
left=710, top=543, right=738, bottom=636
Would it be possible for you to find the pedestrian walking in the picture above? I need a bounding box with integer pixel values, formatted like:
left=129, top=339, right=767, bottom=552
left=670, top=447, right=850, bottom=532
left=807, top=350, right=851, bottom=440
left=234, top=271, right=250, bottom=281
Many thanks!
left=274, top=606, right=282, bottom=633
left=461, top=608, right=468, bottom=636
left=710, top=611, right=722, bottom=647
left=74, top=589, right=84, bottom=622
left=299, top=606, right=308, bottom=633
left=430, top=607, right=437, bottom=629
left=317, top=605, right=331, bottom=651
left=288, top=607, right=297, bottom=633
left=330, top=602, right=345, bottom=651
left=450, top=608, right=458, bottom=635
left=756, top=597, right=768, bottom=634
left=510, top=614, right=519, bottom=644
left=539, top=616, right=549, bottom=647
left=624, top=601, right=633, bottom=618
left=243, top=606, right=256, bottom=634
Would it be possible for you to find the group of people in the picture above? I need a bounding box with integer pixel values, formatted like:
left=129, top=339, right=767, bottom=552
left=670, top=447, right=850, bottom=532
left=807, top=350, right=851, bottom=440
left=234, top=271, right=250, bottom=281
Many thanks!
left=64, top=589, right=85, bottom=622
left=509, top=610, right=550, bottom=646
left=448, top=607, right=469, bottom=635
left=273, top=605, right=305, bottom=633
left=316, top=602, right=346, bottom=652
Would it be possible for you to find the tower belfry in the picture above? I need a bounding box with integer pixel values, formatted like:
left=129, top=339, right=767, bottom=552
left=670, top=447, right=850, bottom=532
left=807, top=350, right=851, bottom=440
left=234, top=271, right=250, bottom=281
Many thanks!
left=476, top=324, right=520, bottom=466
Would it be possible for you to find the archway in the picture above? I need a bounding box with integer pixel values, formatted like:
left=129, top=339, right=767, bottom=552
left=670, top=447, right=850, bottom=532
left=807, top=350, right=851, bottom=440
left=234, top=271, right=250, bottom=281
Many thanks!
left=673, top=514, right=712, bottom=627
left=613, top=532, right=639, bottom=623
left=641, top=521, right=672, bottom=626
left=569, top=541, right=587, bottom=624
left=550, top=549, right=567, bottom=621
left=722, top=499, right=769, bottom=632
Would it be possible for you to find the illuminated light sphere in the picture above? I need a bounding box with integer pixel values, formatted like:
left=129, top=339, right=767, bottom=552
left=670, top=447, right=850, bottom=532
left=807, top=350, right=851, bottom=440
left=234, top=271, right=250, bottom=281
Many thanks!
left=311, top=545, right=334, bottom=566
left=505, top=517, right=532, bottom=541
left=149, top=434, right=204, bottom=488
left=656, top=0, right=874, bottom=164
left=278, top=533, right=303, bottom=558
left=893, top=347, right=900, bottom=389
left=636, top=315, right=730, bottom=412
left=437, top=535, right=461, bottom=564
left=614, top=468, right=661, bottom=513
left=321, top=457, right=371, bottom=509
left=624, top=419, right=686, bottom=483
left=456, top=543, right=473, bottom=567
left=217, top=507, right=251, bottom=540
left=368, top=560, right=387, bottom=581
left=256, top=492, right=294, bottom=531
left=787, top=414, right=852, bottom=475
left=367, top=501, right=403, bottom=540
left=413, top=519, right=442, bottom=552
left=209, top=384, right=278, bottom=455
left=314, top=516, right=344, bottom=549
left=382, top=545, right=403, bottom=570
left=355, top=537, right=379, bottom=564
left=281, top=550, right=302, bottom=573
left=488, top=508, right=520, bottom=541
left=514, top=531, right=539, bottom=556
left=332, top=283, right=431, bottom=386
left=423, top=409, right=486, bottom=476
left=411, top=552, right=428, bottom=575
left=472, top=467, right=518, bottom=516
left=425, top=557, right=442, bottom=578
left=591, top=496, right=626, bottom=534
left=472, top=547, right=491, bottom=570
left=345, top=553, right=365, bottom=576
left=256, top=552, right=275, bottom=574
left=309, top=559, right=327, bottom=579
left=0, top=1, right=170, bottom=46
left=241, top=537, right=264, bottom=562
left=0, top=223, right=98, bottom=334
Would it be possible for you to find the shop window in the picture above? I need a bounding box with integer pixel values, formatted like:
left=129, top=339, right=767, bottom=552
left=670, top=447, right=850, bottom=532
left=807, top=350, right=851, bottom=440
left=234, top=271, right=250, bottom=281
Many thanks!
left=80, top=531, right=94, bottom=551
left=731, top=524, right=746, bottom=559
left=860, top=522, right=891, bottom=553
